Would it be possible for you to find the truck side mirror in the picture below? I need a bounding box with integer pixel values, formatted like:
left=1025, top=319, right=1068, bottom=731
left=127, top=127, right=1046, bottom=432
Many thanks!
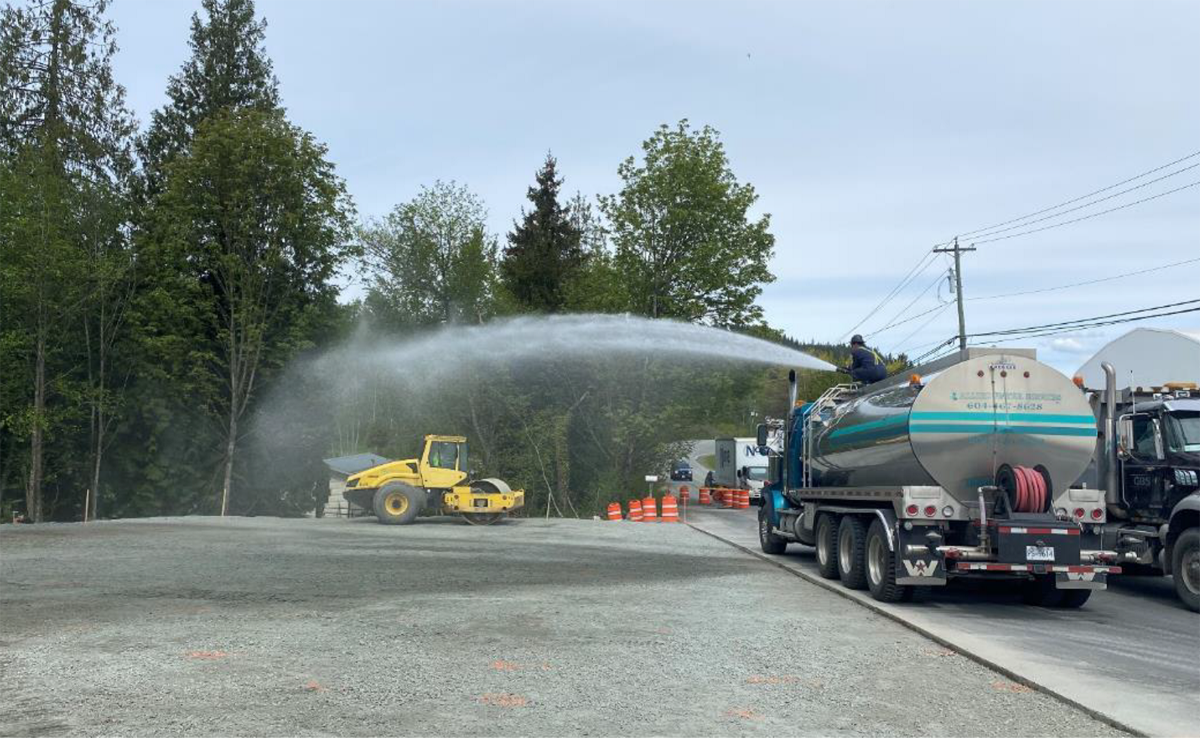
left=756, top=423, right=768, bottom=448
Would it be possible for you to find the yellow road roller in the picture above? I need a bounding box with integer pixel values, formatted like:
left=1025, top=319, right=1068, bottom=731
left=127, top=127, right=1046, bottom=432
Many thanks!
left=343, top=434, right=523, bottom=525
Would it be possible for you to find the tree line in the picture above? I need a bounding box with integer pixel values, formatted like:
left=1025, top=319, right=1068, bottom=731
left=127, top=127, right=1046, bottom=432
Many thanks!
left=0, top=0, right=889, bottom=523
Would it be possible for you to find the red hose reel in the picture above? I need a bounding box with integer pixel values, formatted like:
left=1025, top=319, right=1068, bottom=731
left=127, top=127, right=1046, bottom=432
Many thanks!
left=996, top=464, right=1051, bottom=513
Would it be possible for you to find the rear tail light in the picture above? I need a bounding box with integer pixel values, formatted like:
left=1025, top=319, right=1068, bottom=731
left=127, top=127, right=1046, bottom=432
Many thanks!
left=941, top=505, right=954, bottom=517
left=1090, top=508, right=1103, bottom=520
left=924, top=505, right=936, bottom=517
left=905, top=504, right=919, bottom=516
left=1074, top=508, right=1085, bottom=519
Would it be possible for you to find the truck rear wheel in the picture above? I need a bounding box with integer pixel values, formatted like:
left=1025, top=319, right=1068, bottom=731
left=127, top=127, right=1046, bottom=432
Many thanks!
left=837, top=516, right=868, bottom=590
left=866, top=518, right=912, bottom=602
left=758, top=497, right=787, bottom=554
left=1057, top=589, right=1092, bottom=609
left=1021, top=575, right=1064, bottom=607
left=373, top=483, right=422, bottom=525
left=1171, top=528, right=1200, bottom=612
left=815, top=514, right=840, bottom=579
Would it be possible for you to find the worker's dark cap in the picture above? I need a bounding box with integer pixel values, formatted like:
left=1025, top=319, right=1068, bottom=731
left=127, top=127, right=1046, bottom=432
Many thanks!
left=850, top=334, right=865, bottom=345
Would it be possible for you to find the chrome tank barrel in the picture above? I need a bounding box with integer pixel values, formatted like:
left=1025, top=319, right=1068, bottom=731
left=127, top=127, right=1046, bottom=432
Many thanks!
left=809, top=354, right=1098, bottom=503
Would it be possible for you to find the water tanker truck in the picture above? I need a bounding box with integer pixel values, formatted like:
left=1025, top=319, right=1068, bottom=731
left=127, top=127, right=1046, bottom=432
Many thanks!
left=756, top=348, right=1121, bottom=607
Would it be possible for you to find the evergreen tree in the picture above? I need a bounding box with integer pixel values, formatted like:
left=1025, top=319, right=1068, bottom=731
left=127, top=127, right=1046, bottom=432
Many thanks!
left=0, top=0, right=135, bottom=521
left=139, top=0, right=279, bottom=195
left=500, top=154, right=583, bottom=312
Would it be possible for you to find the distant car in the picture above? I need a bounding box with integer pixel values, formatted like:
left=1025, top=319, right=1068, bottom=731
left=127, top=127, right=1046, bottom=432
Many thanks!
left=670, top=461, right=693, bottom=481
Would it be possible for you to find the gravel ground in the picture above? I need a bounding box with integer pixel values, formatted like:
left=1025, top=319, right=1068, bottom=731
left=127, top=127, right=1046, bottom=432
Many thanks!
left=0, top=516, right=1127, bottom=737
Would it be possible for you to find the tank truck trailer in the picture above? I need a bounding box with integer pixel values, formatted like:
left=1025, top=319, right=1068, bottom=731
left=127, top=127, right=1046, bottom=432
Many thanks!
left=1078, top=364, right=1199, bottom=611
left=755, top=348, right=1121, bottom=607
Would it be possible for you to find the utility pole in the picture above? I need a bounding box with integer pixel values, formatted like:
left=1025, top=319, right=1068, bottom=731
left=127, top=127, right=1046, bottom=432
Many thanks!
left=933, top=238, right=976, bottom=351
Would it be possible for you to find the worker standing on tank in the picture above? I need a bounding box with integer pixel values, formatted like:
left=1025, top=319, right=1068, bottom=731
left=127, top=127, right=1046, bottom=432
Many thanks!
left=842, top=334, right=887, bottom=384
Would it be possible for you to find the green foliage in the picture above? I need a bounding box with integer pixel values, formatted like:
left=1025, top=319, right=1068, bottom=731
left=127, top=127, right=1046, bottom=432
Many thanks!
left=599, top=120, right=775, bottom=326
left=139, top=108, right=353, bottom=513
left=139, top=0, right=279, bottom=195
left=0, top=1, right=806, bottom=524
left=500, top=154, right=583, bottom=312
left=360, top=180, right=498, bottom=328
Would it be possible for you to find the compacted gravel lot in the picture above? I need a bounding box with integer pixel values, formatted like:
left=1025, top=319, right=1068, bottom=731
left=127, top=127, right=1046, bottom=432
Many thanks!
left=0, top=515, right=1127, bottom=736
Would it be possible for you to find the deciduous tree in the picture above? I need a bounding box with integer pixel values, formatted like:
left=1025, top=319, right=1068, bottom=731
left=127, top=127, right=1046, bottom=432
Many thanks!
left=600, top=120, right=775, bottom=326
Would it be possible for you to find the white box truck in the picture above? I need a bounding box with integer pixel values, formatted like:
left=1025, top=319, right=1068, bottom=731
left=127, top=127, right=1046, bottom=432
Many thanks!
left=714, top=437, right=771, bottom=499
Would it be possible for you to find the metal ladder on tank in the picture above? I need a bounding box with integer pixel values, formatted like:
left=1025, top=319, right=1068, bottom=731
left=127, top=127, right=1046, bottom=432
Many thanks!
left=801, top=383, right=861, bottom=489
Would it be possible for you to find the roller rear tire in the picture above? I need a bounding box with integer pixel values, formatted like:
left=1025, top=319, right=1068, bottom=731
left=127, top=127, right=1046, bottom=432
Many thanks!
left=373, top=483, right=422, bottom=525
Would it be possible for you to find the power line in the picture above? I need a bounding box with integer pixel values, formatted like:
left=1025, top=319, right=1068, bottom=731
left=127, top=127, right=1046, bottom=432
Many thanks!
left=963, top=161, right=1200, bottom=241
left=966, top=298, right=1200, bottom=339
left=872, top=297, right=951, bottom=336
left=973, top=180, right=1200, bottom=245
left=839, top=250, right=938, bottom=341
left=967, top=256, right=1200, bottom=301
left=869, top=265, right=949, bottom=337
left=891, top=302, right=954, bottom=356
left=955, top=149, right=1200, bottom=239
left=970, top=305, right=1200, bottom=346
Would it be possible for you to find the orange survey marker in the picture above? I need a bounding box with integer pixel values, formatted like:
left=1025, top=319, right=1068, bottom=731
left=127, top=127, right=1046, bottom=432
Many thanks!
left=661, top=494, right=679, bottom=523
left=699, top=488, right=712, bottom=505
left=628, top=499, right=644, bottom=522
left=642, top=496, right=658, bottom=522
left=607, top=502, right=622, bottom=521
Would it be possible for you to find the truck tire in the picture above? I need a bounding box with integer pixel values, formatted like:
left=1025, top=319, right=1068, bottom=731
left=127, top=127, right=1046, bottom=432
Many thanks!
left=837, top=515, right=869, bottom=590
left=1021, top=575, right=1064, bottom=607
left=373, top=482, right=422, bottom=525
left=815, top=514, right=840, bottom=579
left=1171, top=528, right=1200, bottom=612
left=758, top=499, right=787, bottom=555
left=866, top=518, right=913, bottom=603
left=1056, top=589, right=1092, bottom=609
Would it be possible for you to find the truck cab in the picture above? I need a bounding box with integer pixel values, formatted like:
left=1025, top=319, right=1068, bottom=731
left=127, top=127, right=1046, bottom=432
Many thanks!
left=1085, top=372, right=1200, bottom=611
left=1117, top=397, right=1200, bottom=520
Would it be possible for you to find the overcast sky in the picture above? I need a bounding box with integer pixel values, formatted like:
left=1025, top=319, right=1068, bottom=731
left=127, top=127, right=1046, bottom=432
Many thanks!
left=106, top=0, right=1199, bottom=373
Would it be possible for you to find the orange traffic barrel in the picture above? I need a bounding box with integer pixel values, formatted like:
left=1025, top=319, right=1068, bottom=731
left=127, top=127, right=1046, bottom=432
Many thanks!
left=679, top=485, right=690, bottom=502
left=661, top=494, right=679, bottom=523
left=738, top=489, right=751, bottom=509
left=607, top=502, right=622, bottom=521
left=628, top=499, right=643, bottom=522
left=642, top=496, right=658, bottom=522
left=699, top=488, right=712, bottom=505
left=723, top=489, right=737, bottom=508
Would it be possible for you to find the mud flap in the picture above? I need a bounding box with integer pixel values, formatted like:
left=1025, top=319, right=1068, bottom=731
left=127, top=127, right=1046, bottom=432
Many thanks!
left=1054, top=570, right=1108, bottom=590
left=897, top=554, right=948, bottom=586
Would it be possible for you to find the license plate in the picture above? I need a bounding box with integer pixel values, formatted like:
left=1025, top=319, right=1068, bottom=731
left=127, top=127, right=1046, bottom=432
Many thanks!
left=1026, top=545, right=1055, bottom=562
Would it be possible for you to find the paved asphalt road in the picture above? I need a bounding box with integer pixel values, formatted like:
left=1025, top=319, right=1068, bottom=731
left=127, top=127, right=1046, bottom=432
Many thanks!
left=677, top=441, right=1200, bottom=738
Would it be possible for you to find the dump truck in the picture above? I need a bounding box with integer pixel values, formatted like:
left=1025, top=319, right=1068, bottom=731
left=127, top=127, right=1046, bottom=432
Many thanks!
left=756, top=348, right=1120, bottom=607
left=1078, top=365, right=1199, bottom=611
left=343, top=434, right=523, bottom=525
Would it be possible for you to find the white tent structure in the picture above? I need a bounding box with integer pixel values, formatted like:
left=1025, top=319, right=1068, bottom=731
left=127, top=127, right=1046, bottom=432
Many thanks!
left=1076, top=327, right=1200, bottom=389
